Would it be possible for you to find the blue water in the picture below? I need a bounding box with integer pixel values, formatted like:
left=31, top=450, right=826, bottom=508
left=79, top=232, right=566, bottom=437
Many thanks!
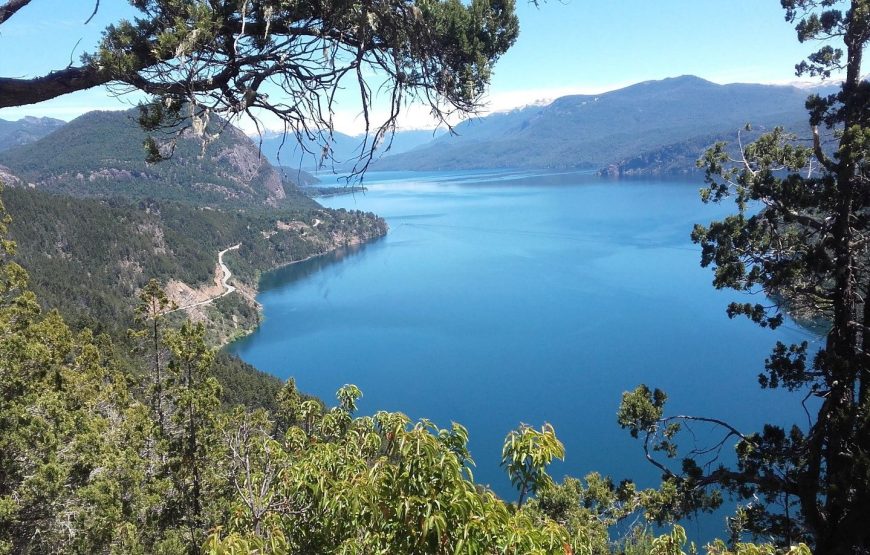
left=229, top=169, right=814, bottom=538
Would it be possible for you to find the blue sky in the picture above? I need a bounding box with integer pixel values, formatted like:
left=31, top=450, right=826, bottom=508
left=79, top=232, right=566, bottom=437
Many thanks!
left=0, top=1, right=838, bottom=134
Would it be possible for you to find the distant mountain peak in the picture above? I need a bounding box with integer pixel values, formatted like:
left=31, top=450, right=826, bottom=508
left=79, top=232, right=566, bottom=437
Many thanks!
left=0, top=115, right=66, bottom=153
left=631, top=75, right=719, bottom=90
left=20, top=115, right=65, bottom=124
left=487, top=98, right=553, bottom=116
left=0, top=115, right=65, bottom=125
left=651, top=74, right=714, bottom=84
left=673, top=74, right=714, bottom=83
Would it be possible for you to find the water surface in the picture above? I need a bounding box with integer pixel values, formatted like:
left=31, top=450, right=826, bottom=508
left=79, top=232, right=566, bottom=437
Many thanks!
left=230, top=169, right=813, bottom=532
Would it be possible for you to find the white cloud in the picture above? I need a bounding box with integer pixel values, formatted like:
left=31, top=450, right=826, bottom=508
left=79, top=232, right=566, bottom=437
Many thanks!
left=480, top=82, right=634, bottom=113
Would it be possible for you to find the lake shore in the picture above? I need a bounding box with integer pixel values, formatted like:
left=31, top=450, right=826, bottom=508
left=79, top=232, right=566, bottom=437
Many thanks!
left=216, top=227, right=388, bottom=347
left=159, top=204, right=388, bottom=347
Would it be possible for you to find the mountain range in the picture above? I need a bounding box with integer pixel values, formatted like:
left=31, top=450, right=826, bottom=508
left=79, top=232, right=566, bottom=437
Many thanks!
left=2, top=75, right=831, bottom=177
left=375, top=75, right=834, bottom=173
left=0, top=116, right=65, bottom=152
left=0, top=110, right=292, bottom=206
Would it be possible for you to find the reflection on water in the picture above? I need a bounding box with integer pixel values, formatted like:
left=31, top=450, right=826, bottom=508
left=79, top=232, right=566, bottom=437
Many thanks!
left=258, top=242, right=377, bottom=291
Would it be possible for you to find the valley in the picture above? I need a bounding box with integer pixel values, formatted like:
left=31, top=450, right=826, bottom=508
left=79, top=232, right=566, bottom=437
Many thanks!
left=0, top=48, right=863, bottom=550
left=3, top=0, right=866, bottom=549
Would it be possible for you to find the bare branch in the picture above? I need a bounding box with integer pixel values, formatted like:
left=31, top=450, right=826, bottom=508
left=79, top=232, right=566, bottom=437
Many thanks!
left=812, top=125, right=836, bottom=172
left=0, top=65, right=114, bottom=108
left=662, top=415, right=754, bottom=444
left=84, top=0, right=99, bottom=25
left=0, top=0, right=31, bottom=25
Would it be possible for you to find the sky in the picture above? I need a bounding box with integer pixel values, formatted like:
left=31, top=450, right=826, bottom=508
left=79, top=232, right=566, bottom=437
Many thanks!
left=0, top=0, right=841, bottom=135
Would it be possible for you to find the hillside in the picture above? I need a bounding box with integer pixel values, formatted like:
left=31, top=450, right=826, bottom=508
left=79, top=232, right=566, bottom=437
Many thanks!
left=0, top=110, right=289, bottom=206
left=597, top=116, right=817, bottom=176
left=2, top=185, right=385, bottom=344
left=0, top=115, right=65, bottom=152
left=375, top=76, right=823, bottom=172
left=0, top=109, right=388, bottom=351
left=0, top=107, right=389, bottom=421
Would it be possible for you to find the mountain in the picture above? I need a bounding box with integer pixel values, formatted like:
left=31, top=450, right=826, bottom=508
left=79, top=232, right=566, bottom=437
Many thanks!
left=0, top=110, right=289, bottom=206
left=0, top=109, right=387, bottom=348
left=375, top=76, right=824, bottom=172
left=3, top=185, right=385, bottom=343
left=254, top=129, right=362, bottom=169
left=597, top=116, right=817, bottom=177
left=256, top=128, right=445, bottom=169
left=0, top=116, right=65, bottom=152
left=0, top=110, right=387, bottom=411
left=380, top=129, right=445, bottom=155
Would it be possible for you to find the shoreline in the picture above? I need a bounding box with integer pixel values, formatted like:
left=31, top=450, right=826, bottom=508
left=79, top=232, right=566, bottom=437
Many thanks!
left=218, top=233, right=386, bottom=348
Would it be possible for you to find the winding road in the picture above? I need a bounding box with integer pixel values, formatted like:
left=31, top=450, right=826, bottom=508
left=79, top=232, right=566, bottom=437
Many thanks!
left=168, top=244, right=240, bottom=313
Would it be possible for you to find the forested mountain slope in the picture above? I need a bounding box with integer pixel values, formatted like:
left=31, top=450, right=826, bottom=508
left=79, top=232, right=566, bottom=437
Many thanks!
left=0, top=109, right=289, bottom=206
left=0, top=110, right=387, bottom=406
left=2, top=186, right=384, bottom=339
left=597, top=115, right=815, bottom=176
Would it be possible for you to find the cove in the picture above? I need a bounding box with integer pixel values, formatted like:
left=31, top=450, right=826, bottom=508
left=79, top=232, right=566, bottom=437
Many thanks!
left=229, top=169, right=813, bottom=531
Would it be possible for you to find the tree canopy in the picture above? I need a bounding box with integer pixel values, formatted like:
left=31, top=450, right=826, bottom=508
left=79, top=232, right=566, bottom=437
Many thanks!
left=0, top=0, right=519, bottom=169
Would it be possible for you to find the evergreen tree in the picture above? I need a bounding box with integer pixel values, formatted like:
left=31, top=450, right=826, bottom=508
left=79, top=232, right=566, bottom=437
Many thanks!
left=130, top=278, right=177, bottom=433
left=0, top=185, right=135, bottom=552
left=164, top=321, right=221, bottom=552
left=619, top=1, right=870, bottom=551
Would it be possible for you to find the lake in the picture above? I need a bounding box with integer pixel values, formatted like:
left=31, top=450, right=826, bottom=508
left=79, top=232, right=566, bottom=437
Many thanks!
left=229, top=169, right=814, bottom=537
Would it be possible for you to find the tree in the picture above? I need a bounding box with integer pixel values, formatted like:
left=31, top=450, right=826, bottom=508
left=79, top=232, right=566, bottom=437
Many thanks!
left=620, top=1, right=870, bottom=551
left=130, top=278, right=177, bottom=433
left=272, top=377, right=303, bottom=436
left=0, top=185, right=152, bottom=553
left=501, top=423, right=564, bottom=508
left=164, top=320, right=221, bottom=552
left=0, top=0, right=519, bottom=170
left=208, top=386, right=575, bottom=554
